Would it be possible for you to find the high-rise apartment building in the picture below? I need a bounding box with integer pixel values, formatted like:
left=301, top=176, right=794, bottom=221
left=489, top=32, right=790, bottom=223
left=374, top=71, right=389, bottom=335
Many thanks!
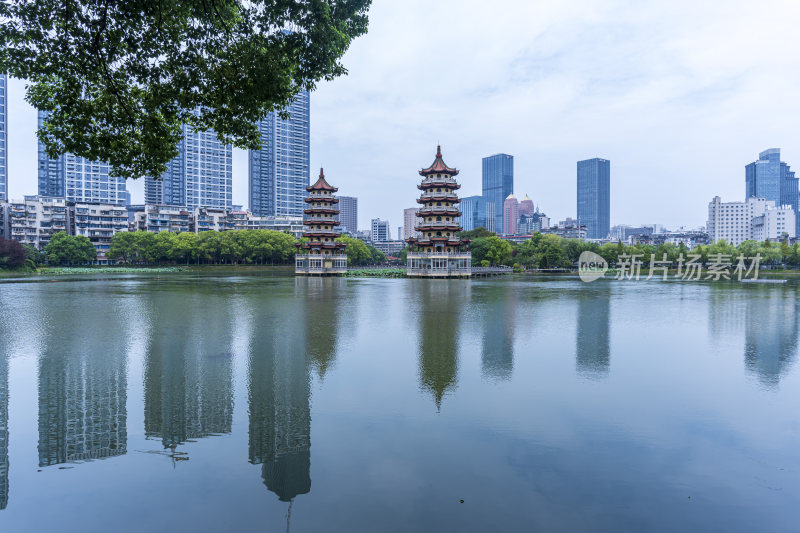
left=482, top=154, right=514, bottom=233
left=145, top=123, right=232, bottom=209
left=0, top=74, right=7, bottom=202
left=459, top=195, right=486, bottom=232
left=371, top=218, right=391, bottom=242
left=503, top=193, right=518, bottom=235
left=577, top=157, right=610, bottom=239
left=403, top=207, right=421, bottom=239
left=249, top=91, right=310, bottom=217
left=338, top=196, right=358, bottom=234
left=745, top=149, right=798, bottom=235
left=37, top=111, right=128, bottom=205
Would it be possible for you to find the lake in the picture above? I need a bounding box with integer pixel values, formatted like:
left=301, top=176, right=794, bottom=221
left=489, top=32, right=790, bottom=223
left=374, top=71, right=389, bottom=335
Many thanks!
left=0, top=272, right=798, bottom=532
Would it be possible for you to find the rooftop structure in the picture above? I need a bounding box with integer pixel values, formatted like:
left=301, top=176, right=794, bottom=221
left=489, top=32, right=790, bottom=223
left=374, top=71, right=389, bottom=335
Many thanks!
left=406, top=146, right=471, bottom=277
left=295, top=169, right=347, bottom=275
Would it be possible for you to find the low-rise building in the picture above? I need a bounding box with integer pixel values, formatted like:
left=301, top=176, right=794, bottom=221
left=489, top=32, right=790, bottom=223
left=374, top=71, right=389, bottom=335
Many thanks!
left=246, top=216, right=304, bottom=238
left=7, top=196, right=71, bottom=250
left=540, top=217, right=587, bottom=240
left=372, top=240, right=406, bottom=257
left=133, top=205, right=192, bottom=233
left=73, top=203, right=129, bottom=263
left=194, top=207, right=234, bottom=233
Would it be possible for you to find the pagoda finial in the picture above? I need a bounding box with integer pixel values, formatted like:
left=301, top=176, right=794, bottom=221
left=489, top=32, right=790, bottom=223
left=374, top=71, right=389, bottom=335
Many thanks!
left=319, top=167, right=325, bottom=179
left=436, top=144, right=442, bottom=158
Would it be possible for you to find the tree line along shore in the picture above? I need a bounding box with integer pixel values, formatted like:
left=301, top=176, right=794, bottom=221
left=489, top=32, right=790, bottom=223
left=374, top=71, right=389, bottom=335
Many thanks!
left=1, top=227, right=798, bottom=273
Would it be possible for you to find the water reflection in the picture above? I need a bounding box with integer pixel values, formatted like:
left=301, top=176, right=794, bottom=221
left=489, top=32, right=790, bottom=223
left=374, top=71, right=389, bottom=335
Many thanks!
left=744, top=290, right=798, bottom=388
left=576, top=287, right=611, bottom=378
left=479, top=284, right=515, bottom=380
left=37, top=306, right=127, bottom=466
left=143, top=293, right=233, bottom=459
left=415, top=281, right=467, bottom=409
left=300, top=277, right=346, bottom=379
left=0, top=343, right=8, bottom=510
left=248, top=288, right=311, bottom=502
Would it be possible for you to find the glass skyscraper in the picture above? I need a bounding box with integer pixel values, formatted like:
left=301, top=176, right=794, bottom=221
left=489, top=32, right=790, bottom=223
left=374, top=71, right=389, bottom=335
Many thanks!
left=37, top=111, right=128, bottom=205
left=482, top=154, right=514, bottom=233
left=746, top=148, right=798, bottom=235
left=459, top=195, right=486, bottom=232
left=145, top=124, right=232, bottom=209
left=577, top=157, right=610, bottom=239
left=249, top=91, right=310, bottom=217
left=0, top=74, right=7, bottom=201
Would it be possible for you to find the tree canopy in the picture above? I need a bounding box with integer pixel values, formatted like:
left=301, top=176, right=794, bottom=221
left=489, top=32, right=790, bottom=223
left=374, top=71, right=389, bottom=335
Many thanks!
left=43, top=232, right=97, bottom=265
left=108, top=229, right=298, bottom=264
left=0, top=0, right=372, bottom=180
left=0, top=237, right=27, bottom=269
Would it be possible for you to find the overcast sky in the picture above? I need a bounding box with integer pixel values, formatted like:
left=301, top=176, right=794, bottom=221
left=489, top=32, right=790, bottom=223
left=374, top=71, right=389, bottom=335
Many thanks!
left=7, top=0, right=800, bottom=232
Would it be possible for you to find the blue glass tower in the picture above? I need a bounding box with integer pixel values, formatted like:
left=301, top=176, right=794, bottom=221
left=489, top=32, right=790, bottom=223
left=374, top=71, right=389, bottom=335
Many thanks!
left=0, top=74, right=7, bottom=201
left=145, top=124, right=232, bottom=209
left=459, top=195, right=486, bottom=232
left=37, top=111, right=127, bottom=205
left=745, top=148, right=798, bottom=235
left=577, top=158, right=610, bottom=239
left=481, top=154, right=513, bottom=234
left=249, top=91, right=310, bottom=217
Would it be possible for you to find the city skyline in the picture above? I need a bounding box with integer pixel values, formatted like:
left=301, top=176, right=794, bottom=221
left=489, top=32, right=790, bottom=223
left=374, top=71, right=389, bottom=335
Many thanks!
left=4, top=1, right=800, bottom=229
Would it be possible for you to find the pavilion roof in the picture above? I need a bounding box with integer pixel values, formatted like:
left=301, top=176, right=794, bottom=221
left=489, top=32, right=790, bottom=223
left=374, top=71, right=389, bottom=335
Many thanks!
left=419, top=145, right=459, bottom=176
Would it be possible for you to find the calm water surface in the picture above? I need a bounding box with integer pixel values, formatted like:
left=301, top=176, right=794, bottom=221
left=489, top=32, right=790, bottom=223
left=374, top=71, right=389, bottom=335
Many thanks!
left=0, top=273, right=798, bottom=532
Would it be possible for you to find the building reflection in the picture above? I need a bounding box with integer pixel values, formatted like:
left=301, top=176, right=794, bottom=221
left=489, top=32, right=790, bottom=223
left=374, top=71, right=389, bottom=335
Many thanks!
left=299, top=277, right=346, bottom=379
left=480, top=285, right=515, bottom=380
left=248, top=290, right=311, bottom=502
left=1, top=345, right=8, bottom=510
left=575, top=287, right=611, bottom=378
left=37, top=303, right=127, bottom=467
left=143, top=293, right=234, bottom=455
left=415, top=281, right=466, bottom=410
left=744, top=290, right=798, bottom=388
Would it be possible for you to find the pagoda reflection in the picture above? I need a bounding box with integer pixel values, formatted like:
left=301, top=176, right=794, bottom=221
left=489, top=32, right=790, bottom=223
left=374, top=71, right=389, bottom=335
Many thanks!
left=298, top=276, right=346, bottom=379
left=248, top=293, right=311, bottom=502
left=575, top=287, right=611, bottom=378
left=0, top=341, right=8, bottom=510
left=143, top=293, right=233, bottom=456
left=37, top=303, right=127, bottom=467
left=744, top=290, right=798, bottom=388
left=480, top=285, right=515, bottom=380
left=415, top=281, right=466, bottom=409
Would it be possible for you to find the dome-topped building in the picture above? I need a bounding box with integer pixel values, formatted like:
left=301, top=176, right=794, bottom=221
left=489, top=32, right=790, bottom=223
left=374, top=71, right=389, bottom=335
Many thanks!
left=295, top=169, right=348, bottom=275
left=406, top=146, right=472, bottom=277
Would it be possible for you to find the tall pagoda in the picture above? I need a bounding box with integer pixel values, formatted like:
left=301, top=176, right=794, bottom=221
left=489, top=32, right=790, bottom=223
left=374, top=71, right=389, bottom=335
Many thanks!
left=406, top=146, right=472, bottom=277
left=295, top=169, right=348, bottom=275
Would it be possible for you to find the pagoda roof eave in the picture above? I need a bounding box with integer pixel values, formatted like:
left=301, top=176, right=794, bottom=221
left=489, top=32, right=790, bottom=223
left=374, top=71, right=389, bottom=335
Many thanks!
left=419, top=145, right=459, bottom=176
left=307, top=168, right=338, bottom=191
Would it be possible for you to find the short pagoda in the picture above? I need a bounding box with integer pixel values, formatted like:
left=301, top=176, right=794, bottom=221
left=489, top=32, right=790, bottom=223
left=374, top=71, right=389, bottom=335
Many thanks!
left=295, top=169, right=348, bottom=275
left=406, top=146, right=472, bottom=277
